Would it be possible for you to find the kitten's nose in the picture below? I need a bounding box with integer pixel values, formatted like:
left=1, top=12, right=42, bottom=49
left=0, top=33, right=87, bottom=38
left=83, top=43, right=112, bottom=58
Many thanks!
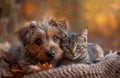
left=46, top=50, right=55, bottom=58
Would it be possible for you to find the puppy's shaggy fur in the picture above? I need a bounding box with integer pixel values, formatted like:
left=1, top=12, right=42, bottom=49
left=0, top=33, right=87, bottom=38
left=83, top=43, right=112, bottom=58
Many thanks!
left=7, top=18, right=69, bottom=73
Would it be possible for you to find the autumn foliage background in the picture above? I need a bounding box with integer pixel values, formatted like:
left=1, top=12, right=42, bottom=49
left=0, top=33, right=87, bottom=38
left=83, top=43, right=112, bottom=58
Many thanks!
left=0, top=0, right=120, bottom=51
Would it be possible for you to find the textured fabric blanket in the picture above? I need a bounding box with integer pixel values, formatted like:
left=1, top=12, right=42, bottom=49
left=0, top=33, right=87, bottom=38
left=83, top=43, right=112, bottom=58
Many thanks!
left=24, top=52, right=120, bottom=78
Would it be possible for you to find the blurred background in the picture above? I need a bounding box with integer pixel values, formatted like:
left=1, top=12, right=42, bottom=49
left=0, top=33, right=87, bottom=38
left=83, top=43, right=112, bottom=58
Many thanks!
left=0, top=0, right=120, bottom=51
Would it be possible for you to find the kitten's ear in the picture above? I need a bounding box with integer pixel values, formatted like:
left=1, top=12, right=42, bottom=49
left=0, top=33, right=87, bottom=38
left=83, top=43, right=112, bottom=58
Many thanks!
left=80, top=28, right=88, bottom=41
left=17, top=21, right=37, bottom=46
left=62, top=31, right=68, bottom=39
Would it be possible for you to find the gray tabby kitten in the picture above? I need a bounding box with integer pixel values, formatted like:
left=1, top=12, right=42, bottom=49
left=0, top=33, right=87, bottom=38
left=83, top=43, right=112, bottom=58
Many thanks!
left=60, top=29, right=104, bottom=65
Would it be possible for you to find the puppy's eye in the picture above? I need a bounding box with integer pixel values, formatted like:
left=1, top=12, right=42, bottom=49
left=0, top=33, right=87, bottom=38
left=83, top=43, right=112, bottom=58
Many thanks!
left=53, top=36, right=59, bottom=42
left=35, top=38, right=42, bottom=45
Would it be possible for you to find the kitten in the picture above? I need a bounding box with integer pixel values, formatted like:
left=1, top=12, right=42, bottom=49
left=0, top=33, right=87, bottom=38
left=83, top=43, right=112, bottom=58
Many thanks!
left=60, top=29, right=104, bottom=65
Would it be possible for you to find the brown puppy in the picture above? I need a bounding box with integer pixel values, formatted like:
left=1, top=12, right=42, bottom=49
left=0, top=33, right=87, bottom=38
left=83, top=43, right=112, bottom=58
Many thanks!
left=7, top=18, right=69, bottom=73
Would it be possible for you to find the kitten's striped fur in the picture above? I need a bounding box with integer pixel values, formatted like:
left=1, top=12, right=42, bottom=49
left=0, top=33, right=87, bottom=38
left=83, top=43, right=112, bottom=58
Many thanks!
left=60, top=29, right=104, bottom=65
left=24, top=52, right=120, bottom=78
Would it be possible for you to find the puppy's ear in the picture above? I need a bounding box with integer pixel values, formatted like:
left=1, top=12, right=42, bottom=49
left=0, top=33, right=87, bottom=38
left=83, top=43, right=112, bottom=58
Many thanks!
left=17, top=27, right=31, bottom=46
left=48, top=17, right=58, bottom=26
left=29, top=21, right=37, bottom=29
left=57, top=19, right=70, bottom=39
left=57, top=19, right=70, bottom=32
left=17, top=21, right=37, bottom=46
left=48, top=17, right=70, bottom=32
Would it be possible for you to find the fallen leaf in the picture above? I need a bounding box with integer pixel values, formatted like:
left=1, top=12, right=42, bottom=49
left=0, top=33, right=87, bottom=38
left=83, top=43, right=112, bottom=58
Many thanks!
left=2, top=69, right=14, bottom=78
left=38, top=62, right=52, bottom=70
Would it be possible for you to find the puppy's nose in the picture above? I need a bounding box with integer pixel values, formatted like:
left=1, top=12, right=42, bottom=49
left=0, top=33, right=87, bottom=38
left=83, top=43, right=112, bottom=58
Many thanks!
left=46, top=50, right=55, bottom=58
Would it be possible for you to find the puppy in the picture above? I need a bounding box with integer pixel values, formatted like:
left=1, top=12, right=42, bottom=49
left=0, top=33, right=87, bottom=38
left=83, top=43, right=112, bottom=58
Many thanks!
left=7, top=18, right=69, bottom=73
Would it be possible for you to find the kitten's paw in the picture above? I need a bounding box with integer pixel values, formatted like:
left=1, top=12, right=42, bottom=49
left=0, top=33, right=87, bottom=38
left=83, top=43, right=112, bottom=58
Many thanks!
left=108, top=50, right=120, bottom=56
left=104, top=50, right=120, bottom=60
left=93, top=60, right=101, bottom=63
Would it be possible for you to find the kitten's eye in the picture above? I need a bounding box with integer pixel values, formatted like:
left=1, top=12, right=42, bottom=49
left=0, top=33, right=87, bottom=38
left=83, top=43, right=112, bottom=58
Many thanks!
left=65, top=46, right=69, bottom=49
left=53, top=36, right=59, bottom=42
left=65, top=41, right=69, bottom=45
left=35, top=38, right=42, bottom=45
left=76, top=45, right=81, bottom=49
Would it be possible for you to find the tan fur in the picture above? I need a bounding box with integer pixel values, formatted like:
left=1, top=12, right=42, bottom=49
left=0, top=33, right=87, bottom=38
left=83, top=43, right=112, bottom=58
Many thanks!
left=7, top=18, right=69, bottom=73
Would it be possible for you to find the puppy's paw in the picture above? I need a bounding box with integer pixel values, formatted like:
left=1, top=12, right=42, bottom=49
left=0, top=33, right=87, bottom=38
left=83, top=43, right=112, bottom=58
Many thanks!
left=28, top=65, right=41, bottom=73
